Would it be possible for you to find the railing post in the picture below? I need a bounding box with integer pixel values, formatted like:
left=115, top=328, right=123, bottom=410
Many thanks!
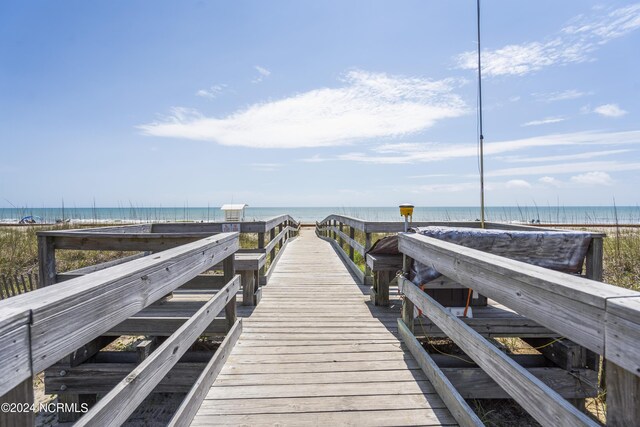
left=338, top=222, right=344, bottom=248
left=401, top=255, right=414, bottom=333
left=38, top=235, right=56, bottom=287
left=585, top=237, right=603, bottom=281
left=258, top=231, right=265, bottom=277
left=364, top=231, right=372, bottom=278
left=223, top=255, right=237, bottom=329
left=349, top=226, right=355, bottom=261
left=278, top=223, right=284, bottom=250
left=606, top=360, right=640, bottom=426
left=0, top=378, right=35, bottom=426
left=331, top=220, right=336, bottom=240
left=269, top=227, right=276, bottom=262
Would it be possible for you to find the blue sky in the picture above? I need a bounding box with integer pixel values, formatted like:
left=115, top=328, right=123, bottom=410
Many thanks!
left=1, top=1, right=639, bottom=207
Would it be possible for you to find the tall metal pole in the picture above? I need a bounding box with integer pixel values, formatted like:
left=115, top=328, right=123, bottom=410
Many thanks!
left=477, top=0, right=485, bottom=228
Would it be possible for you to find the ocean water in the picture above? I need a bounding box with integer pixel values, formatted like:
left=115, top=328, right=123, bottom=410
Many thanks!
left=1, top=206, right=639, bottom=224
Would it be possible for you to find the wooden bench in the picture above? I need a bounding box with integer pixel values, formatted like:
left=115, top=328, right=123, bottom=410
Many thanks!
left=234, top=252, right=266, bottom=306
left=366, top=253, right=488, bottom=307
left=366, top=253, right=402, bottom=306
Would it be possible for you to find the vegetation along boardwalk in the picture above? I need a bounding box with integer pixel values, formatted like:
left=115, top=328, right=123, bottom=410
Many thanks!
left=191, top=228, right=457, bottom=426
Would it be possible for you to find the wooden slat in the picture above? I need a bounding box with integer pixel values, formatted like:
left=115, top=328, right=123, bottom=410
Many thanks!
left=398, top=232, right=637, bottom=355
left=168, top=319, right=243, bottom=427
left=75, top=275, right=240, bottom=427
left=398, top=318, right=483, bottom=427
left=62, top=253, right=147, bottom=275
left=403, top=280, right=597, bottom=427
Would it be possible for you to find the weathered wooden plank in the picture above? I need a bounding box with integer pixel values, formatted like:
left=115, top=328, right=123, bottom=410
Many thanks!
left=398, top=232, right=637, bottom=354
left=168, top=319, right=242, bottom=427
left=605, top=296, right=640, bottom=374
left=204, top=380, right=436, bottom=399
left=62, top=252, right=147, bottom=276
left=0, top=309, right=32, bottom=397
left=191, top=408, right=457, bottom=426
left=606, top=359, right=640, bottom=427
left=366, top=253, right=403, bottom=271
left=75, top=275, right=240, bottom=427
left=37, top=234, right=56, bottom=287
left=403, top=280, right=597, bottom=427
left=50, top=233, right=213, bottom=251
left=0, top=378, right=35, bottom=427
left=227, top=350, right=410, bottom=364
left=220, top=359, right=419, bottom=375
left=1, top=232, right=239, bottom=375
left=398, top=318, right=483, bottom=427
left=45, top=362, right=210, bottom=394
left=197, top=393, right=447, bottom=415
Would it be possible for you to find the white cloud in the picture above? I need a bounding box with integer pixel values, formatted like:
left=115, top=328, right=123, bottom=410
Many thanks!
left=487, top=161, right=640, bottom=177
left=570, top=171, right=614, bottom=185
left=500, top=149, right=631, bottom=163
left=539, top=176, right=563, bottom=187
left=300, top=154, right=329, bottom=163
left=195, top=84, right=226, bottom=99
left=533, top=89, right=588, bottom=102
left=140, top=70, right=467, bottom=148
left=252, top=66, right=271, bottom=83
left=251, top=163, right=282, bottom=172
left=594, top=103, right=628, bottom=117
left=456, top=4, right=640, bottom=77
left=505, top=179, right=532, bottom=189
left=329, top=130, right=640, bottom=164
left=522, top=117, right=565, bottom=127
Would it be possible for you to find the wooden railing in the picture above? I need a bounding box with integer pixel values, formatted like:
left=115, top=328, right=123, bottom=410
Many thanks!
left=0, top=233, right=241, bottom=426
left=397, top=232, right=640, bottom=427
left=314, top=215, right=592, bottom=284
left=37, top=214, right=300, bottom=288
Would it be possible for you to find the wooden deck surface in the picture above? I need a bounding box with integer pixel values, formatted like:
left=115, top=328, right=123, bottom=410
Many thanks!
left=190, top=228, right=457, bottom=426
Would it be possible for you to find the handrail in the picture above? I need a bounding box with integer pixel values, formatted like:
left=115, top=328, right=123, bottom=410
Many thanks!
left=36, top=216, right=300, bottom=288
left=0, top=232, right=239, bottom=397
left=315, top=214, right=605, bottom=291
left=397, top=231, right=640, bottom=426
left=398, top=232, right=632, bottom=355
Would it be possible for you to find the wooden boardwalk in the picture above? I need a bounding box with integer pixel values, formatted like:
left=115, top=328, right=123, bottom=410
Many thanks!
left=191, top=228, right=457, bottom=426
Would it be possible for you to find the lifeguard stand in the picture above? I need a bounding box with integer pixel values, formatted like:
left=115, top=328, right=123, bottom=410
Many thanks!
left=220, top=204, right=248, bottom=222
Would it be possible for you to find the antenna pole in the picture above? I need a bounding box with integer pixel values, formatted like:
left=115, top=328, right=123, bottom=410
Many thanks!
left=477, top=0, right=485, bottom=228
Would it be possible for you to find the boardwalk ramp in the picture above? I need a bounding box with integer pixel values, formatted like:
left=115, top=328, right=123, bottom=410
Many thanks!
left=191, top=228, right=457, bottom=426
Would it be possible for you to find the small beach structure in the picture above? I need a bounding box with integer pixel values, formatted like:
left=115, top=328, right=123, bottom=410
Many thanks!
left=220, top=203, right=247, bottom=222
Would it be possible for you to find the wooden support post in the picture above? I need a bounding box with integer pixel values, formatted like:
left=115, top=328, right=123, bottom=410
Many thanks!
left=136, top=339, right=157, bottom=364
left=349, top=227, right=355, bottom=261
left=223, top=256, right=237, bottom=329
left=585, top=237, right=603, bottom=282
left=0, top=378, right=35, bottom=427
left=401, top=255, right=414, bottom=333
left=269, top=228, right=276, bottom=263
left=371, top=271, right=391, bottom=307
left=257, top=232, right=265, bottom=277
left=338, top=222, right=344, bottom=248
left=38, top=235, right=56, bottom=287
left=240, top=270, right=256, bottom=306
left=364, top=232, right=372, bottom=278
left=278, top=224, right=283, bottom=250
left=606, top=360, right=640, bottom=426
